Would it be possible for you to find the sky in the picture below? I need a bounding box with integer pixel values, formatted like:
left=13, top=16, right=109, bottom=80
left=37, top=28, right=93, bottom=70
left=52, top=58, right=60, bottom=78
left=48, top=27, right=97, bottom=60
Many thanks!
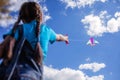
left=0, top=0, right=120, bottom=80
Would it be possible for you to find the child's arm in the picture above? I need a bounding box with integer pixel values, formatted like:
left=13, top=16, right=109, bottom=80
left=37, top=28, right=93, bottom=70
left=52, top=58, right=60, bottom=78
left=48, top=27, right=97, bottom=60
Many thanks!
left=56, top=34, right=69, bottom=43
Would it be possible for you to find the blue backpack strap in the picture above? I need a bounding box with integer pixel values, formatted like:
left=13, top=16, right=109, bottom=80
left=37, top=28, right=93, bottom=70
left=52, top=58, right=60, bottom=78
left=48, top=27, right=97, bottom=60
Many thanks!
left=5, top=25, right=25, bottom=80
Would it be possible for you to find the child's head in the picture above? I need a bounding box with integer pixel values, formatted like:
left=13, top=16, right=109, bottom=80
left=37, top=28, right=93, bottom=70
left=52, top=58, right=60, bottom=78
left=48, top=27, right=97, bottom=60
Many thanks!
left=19, top=2, right=43, bottom=23
left=13, top=2, right=43, bottom=36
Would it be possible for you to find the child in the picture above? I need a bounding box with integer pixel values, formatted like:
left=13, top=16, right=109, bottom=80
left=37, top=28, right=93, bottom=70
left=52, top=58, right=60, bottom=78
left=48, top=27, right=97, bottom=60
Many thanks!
left=3, top=1, right=69, bottom=80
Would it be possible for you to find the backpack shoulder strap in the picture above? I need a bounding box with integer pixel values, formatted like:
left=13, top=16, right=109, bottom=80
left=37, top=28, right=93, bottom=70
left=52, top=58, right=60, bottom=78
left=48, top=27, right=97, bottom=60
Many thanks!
left=17, top=25, right=23, bottom=41
left=5, top=25, right=25, bottom=80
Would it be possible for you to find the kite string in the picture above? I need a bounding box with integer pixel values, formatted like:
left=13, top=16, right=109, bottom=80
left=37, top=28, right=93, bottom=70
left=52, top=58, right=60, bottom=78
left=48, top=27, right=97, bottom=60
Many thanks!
left=40, top=39, right=87, bottom=42
left=68, top=39, right=81, bottom=41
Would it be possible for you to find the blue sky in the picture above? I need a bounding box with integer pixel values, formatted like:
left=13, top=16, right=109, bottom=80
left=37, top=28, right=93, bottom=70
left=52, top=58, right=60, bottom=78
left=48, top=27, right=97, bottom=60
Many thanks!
left=0, top=0, right=120, bottom=80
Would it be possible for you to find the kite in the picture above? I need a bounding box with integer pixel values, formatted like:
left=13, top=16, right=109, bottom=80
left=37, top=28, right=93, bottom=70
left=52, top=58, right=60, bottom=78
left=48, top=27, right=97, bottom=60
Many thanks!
left=86, top=37, right=99, bottom=46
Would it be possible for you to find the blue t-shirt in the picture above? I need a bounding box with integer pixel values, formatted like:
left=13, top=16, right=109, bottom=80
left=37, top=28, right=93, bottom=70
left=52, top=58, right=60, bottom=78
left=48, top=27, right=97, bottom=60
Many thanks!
left=4, top=20, right=56, bottom=61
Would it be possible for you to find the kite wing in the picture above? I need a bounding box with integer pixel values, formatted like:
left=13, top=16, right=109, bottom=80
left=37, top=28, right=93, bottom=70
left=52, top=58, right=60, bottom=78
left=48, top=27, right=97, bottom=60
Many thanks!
left=94, top=40, right=99, bottom=44
left=86, top=40, right=91, bottom=45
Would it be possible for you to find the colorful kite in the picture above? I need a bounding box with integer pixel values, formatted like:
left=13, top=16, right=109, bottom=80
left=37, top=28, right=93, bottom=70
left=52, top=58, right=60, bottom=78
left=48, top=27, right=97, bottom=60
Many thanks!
left=86, top=37, right=99, bottom=46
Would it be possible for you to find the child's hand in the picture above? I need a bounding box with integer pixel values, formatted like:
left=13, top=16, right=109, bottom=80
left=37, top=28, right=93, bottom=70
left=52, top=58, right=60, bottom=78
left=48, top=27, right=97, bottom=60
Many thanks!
left=56, top=34, right=69, bottom=44
left=64, top=35, right=69, bottom=44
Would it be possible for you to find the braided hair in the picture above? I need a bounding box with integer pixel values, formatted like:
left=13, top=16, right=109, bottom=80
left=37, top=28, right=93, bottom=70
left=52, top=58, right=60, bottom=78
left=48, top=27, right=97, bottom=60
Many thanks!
left=12, top=2, right=43, bottom=65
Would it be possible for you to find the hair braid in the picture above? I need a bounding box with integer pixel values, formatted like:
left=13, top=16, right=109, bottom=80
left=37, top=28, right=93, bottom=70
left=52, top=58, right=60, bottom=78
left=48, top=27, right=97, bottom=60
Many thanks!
left=35, top=10, right=43, bottom=65
left=12, top=16, right=21, bottom=36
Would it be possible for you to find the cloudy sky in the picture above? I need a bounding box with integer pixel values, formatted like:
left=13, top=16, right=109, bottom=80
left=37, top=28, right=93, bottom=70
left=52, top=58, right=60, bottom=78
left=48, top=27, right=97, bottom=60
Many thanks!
left=0, top=0, right=120, bottom=80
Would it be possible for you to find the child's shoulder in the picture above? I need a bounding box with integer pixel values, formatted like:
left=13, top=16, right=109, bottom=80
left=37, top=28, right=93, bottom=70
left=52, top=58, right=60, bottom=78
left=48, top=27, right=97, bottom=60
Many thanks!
left=41, top=24, right=51, bottom=31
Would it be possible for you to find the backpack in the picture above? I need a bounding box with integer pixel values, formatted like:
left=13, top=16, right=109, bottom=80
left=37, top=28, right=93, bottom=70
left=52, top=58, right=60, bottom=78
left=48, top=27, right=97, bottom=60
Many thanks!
left=0, top=25, right=43, bottom=80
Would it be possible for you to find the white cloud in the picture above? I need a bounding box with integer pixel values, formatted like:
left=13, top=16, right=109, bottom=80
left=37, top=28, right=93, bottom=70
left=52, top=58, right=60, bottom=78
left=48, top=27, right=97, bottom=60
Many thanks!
left=106, top=18, right=120, bottom=33
left=81, top=14, right=106, bottom=36
left=79, top=62, right=106, bottom=72
left=81, top=11, right=120, bottom=36
left=86, top=57, right=91, bottom=62
left=86, top=75, right=104, bottom=80
left=42, top=6, right=51, bottom=22
left=60, top=0, right=107, bottom=9
left=60, top=0, right=76, bottom=9
left=8, top=0, right=41, bottom=12
left=115, top=12, right=120, bottom=17
left=43, top=14, right=51, bottom=22
left=99, top=11, right=107, bottom=19
left=8, top=0, right=28, bottom=12
left=44, top=66, right=86, bottom=80
left=42, top=6, right=48, bottom=12
left=0, top=0, right=51, bottom=27
left=0, top=13, right=16, bottom=27
left=101, top=0, right=107, bottom=3
left=44, top=65, right=105, bottom=80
